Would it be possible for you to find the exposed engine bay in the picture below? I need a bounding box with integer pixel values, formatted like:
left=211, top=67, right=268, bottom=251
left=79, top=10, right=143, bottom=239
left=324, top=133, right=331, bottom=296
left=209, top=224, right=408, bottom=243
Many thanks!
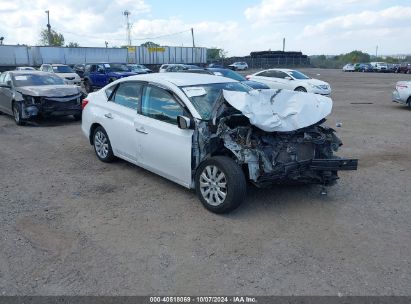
left=192, top=89, right=357, bottom=188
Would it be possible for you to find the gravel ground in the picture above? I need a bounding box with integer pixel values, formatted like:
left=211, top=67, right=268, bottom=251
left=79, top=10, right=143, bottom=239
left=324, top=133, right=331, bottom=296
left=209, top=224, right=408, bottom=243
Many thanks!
left=0, top=69, right=410, bottom=295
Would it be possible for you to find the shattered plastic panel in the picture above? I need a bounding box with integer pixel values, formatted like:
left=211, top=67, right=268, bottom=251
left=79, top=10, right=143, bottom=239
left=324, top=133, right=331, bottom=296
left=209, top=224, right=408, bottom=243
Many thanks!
left=222, top=89, right=332, bottom=132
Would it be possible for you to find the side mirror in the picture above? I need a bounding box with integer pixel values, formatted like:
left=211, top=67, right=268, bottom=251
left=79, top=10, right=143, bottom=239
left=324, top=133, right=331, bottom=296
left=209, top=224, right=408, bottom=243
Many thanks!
left=177, top=115, right=193, bottom=130
left=285, top=76, right=293, bottom=80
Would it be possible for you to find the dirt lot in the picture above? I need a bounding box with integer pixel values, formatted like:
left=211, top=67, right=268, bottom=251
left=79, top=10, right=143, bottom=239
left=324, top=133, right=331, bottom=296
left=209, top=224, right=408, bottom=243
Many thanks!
left=0, top=69, right=410, bottom=295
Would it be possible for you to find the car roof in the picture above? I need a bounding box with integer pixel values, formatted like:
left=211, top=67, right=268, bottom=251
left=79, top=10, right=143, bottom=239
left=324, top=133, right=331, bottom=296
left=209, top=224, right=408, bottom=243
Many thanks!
left=261, top=68, right=295, bottom=73
left=125, top=72, right=236, bottom=86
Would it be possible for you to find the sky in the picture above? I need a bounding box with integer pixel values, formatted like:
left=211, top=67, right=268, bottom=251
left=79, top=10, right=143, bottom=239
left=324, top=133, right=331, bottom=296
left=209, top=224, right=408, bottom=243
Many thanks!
left=0, top=0, right=410, bottom=56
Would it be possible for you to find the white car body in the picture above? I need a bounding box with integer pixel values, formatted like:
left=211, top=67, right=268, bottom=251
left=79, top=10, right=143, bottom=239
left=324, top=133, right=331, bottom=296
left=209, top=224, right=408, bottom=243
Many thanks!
left=392, top=81, right=411, bottom=107
left=229, top=62, right=248, bottom=71
left=370, top=62, right=388, bottom=72
left=81, top=73, right=356, bottom=213
left=342, top=64, right=355, bottom=72
left=39, top=64, right=81, bottom=85
left=247, top=68, right=331, bottom=95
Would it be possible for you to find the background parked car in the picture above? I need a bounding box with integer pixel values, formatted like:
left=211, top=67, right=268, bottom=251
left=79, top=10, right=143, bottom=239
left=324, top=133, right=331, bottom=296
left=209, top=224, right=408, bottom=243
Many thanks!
left=127, top=64, right=152, bottom=74
left=207, top=68, right=269, bottom=89
left=40, top=64, right=81, bottom=85
left=357, top=63, right=373, bottom=72
left=73, top=64, right=86, bottom=79
left=247, top=68, right=331, bottom=95
left=165, top=64, right=201, bottom=72
left=342, top=64, right=355, bottom=72
left=16, top=67, right=36, bottom=71
left=208, top=63, right=225, bottom=68
left=392, top=81, right=411, bottom=108
left=83, top=63, right=138, bottom=93
left=0, top=71, right=83, bottom=125
left=228, top=62, right=248, bottom=71
left=397, top=63, right=411, bottom=74
left=159, top=64, right=185, bottom=73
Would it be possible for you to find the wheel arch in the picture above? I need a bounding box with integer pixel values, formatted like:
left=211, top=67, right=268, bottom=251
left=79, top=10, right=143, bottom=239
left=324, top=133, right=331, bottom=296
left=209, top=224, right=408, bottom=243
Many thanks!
left=89, top=122, right=102, bottom=145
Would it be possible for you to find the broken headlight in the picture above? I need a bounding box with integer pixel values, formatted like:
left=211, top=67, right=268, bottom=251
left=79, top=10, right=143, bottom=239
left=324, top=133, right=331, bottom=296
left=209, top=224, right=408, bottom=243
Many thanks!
left=22, top=95, right=36, bottom=105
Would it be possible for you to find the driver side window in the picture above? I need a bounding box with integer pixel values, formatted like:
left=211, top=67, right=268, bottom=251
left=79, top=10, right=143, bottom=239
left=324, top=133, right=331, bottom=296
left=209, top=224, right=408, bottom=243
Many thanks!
left=141, top=86, right=184, bottom=125
left=0, top=73, right=5, bottom=84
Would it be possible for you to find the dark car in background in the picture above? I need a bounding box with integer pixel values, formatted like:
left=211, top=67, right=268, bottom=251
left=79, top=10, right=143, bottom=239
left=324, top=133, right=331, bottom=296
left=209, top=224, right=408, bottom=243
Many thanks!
left=357, top=63, right=373, bottom=72
left=0, top=71, right=83, bottom=125
left=207, top=68, right=270, bottom=89
left=73, top=64, right=86, bottom=79
left=127, top=64, right=151, bottom=74
left=397, top=63, right=411, bottom=74
left=83, top=63, right=138, bottom=92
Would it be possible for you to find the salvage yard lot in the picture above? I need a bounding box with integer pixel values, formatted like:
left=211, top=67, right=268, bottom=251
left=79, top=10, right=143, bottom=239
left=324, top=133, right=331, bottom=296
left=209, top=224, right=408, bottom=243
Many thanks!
left=0, top=68, right=410, bottom=295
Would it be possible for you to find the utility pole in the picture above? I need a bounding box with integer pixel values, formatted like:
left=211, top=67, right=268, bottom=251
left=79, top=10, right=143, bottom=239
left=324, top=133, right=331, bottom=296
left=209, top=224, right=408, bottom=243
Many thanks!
left=282, top=37, right=285, bottom=52
left=123, top=10, right=132, bottom=46
left=191, top=28, right=195, bottom=48
left=105, top=41, right=108, bottom=48
left=375, top=45, right=378, bottom=58
left=45, top=10, right=51, bottom=46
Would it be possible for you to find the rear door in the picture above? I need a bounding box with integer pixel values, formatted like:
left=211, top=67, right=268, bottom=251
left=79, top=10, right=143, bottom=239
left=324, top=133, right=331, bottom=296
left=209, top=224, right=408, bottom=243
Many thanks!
left=252, top=70, right=281, bottom=89
left=133, top=84, right=193, bottom=187
left=99, top=81, right=144, bottom=163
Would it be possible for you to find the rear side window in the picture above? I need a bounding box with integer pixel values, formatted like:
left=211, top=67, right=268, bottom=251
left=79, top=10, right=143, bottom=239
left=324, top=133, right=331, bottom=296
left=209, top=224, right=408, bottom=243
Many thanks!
left=141, top=86, right=184, bottom=125
left=110, top=82, right=142, bottom=110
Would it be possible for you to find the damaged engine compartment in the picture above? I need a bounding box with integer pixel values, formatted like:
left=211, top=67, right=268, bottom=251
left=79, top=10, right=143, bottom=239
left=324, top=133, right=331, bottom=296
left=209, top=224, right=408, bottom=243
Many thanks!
left=192, top=89, right=357, bottom=188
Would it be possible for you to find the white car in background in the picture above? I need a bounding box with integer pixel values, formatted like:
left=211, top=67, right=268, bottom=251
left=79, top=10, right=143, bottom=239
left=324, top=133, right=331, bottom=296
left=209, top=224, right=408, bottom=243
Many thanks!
left=342, top=64, right=355, bottom=72
left=228, top=62, right=248, bottom=71
left=39, top=64, right=81, bottom=85
left=159, top=64, right=185, bottom=73
left=392, top=81, right=411, bottom=108
left=247, top=69, right=331, bottom=95
left=81, top=73, right=356, bottom=213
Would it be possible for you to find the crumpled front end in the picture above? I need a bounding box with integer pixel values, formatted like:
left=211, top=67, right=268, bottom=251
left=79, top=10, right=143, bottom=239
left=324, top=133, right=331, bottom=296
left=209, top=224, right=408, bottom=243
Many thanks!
left=217, top=116, right=357, bottom=187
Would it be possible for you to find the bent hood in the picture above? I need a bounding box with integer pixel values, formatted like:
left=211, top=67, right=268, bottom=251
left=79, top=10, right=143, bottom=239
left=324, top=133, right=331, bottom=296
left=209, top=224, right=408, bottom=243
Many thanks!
left=16, top=85, right=81, bottom=97
left=222, top=89, right=332, bottom=132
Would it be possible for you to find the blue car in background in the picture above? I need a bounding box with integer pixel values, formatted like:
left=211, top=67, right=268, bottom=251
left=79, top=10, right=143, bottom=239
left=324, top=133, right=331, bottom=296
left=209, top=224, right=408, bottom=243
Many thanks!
left=83, top=63, right=138, bottom=92
left=206, top=68, right=270, bottom=89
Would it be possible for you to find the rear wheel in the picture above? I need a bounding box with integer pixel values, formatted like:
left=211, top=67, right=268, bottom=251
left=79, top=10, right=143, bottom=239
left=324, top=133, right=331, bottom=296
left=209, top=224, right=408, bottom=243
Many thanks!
left=407, top=97, right=411, bottom=109
left=294, top=86, right=307, bottom=92
left=12, top=102, right=25, bottom=126
left=93, top=126, right=115, bottom=162
left=195, top=156, right=246, bottom=214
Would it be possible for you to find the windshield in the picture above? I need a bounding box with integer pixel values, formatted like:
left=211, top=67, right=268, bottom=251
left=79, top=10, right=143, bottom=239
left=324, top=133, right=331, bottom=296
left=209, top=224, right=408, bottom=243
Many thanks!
left=12, top=73, right=65, bottom=87
left=180, top=82, right=251, bottom=120
left=288, top=70, right=310, bottom=80
left=53, top=65, right=74, bottom=73
left=108, top=64, right=130, bottom=72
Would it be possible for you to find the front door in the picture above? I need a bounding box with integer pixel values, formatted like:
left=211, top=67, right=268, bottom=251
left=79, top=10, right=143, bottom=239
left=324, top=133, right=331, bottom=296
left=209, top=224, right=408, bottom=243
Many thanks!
left=134, top=84, right=193, bottom=188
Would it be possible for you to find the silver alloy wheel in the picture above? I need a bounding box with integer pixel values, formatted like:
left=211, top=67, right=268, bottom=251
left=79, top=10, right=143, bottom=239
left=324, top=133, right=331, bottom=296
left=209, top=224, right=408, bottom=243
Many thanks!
left=199, top=165, right=227, bottom=206
left=94, top=131, right=109, bottom=159
left=13, top=104, right=20, bottom=123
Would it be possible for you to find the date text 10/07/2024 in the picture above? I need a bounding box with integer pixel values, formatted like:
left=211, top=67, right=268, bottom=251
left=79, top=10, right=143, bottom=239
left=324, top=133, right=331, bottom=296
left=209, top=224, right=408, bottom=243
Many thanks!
left=149, top=296, right=257, bottom=303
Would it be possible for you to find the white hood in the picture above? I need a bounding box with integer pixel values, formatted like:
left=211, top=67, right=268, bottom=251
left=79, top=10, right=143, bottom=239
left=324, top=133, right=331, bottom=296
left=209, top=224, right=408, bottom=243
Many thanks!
left=55, top=73, right=80, bottom=80
left=222, top=89, right=332, bottom=132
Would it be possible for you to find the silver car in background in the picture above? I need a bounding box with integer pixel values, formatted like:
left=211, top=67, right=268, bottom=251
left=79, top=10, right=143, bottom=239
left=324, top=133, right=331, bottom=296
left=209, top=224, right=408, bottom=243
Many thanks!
left=392, top=81, right=411, bottom=108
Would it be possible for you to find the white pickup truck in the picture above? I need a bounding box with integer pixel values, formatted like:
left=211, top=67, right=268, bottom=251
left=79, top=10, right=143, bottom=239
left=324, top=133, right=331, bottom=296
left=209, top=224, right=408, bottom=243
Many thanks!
left=392, top=81, right=411, bottom=108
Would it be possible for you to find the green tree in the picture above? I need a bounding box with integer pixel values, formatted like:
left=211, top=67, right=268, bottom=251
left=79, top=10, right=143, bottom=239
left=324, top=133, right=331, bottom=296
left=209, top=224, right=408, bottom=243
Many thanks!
left=207, top=47, right=227, bottom=61
left=39, top=29, right=65, bottom=46
left=141, top=41, right=160, bottom=47
left=66, top=42, right=79, bottom=47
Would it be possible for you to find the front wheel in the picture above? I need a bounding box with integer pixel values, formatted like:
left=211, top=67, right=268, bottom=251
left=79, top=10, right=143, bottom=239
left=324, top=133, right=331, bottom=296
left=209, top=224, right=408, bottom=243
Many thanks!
left=195, top=156, right=246, bottom=214
left=12, top=102, right=25, bottom=126
left=93, top=126, right=115, bottom=162
left=294, top=87, right=307, bottom=92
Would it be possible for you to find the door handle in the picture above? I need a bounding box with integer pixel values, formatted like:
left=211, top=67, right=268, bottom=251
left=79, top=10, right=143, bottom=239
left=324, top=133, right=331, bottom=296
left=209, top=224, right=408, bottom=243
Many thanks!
left=104, top=113, right=113, bottom=119
left=135, top=127, right=148, bottom=134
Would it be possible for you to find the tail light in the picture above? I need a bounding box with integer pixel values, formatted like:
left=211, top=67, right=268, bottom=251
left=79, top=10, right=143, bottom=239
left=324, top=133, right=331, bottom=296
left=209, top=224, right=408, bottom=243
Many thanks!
left=396, top=84, right=408, bottom=90
left=81, top=98, right=89, bottom=109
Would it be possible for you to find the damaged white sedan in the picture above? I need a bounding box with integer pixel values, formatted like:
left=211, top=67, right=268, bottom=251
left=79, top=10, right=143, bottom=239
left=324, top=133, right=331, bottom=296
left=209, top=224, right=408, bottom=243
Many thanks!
left=81, top=73, right=357, bottom=213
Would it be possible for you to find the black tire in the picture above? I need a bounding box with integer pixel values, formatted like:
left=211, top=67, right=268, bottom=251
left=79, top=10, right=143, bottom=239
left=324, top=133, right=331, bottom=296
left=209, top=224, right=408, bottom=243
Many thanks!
left=12, top=102, right=25, bottom=126
left=195, top=156, right=246, bottom=214
left=294, top=86, right=307, bottom=92
left=92, top=126, right=115, bottom=163
left=73, top=113, right=82, bottom=121
left=84, top=80, right=92, bottom=93
left=407, top=97, right=411, bottom=109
